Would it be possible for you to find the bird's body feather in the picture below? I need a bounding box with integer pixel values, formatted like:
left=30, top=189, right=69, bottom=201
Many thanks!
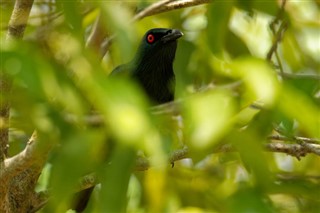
left=111, top=28, right=183, bottom=104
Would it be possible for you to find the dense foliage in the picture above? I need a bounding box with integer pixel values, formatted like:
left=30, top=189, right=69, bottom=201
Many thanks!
left=1, top=0, right=319, bottom=212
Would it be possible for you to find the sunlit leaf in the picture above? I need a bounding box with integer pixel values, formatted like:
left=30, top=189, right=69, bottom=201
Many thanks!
left=184, top=90, right=236, bottom=160
left=229, top=57, right=280, bottom=106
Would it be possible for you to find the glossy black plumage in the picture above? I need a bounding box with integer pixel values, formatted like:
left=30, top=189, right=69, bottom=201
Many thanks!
left=72, top=28, right=182, bottom=213
left=111, top=28, right=183, bottom=104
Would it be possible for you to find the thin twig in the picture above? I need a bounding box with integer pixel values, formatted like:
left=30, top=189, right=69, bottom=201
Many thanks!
left=269, top=135, right=320, bottom=144
left=266, top=21, right=288, bottom=62
left=266, top=0, right=288, bottom=62
left=85, top=13, right=110, bottom=59
left=134, top=0, right=212, bottom=21
left=133, top=0, right=174, bottom=22
left=279, top=72, right=320, bottom=81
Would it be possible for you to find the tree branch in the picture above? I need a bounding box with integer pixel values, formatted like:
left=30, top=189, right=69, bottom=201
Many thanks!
left=1, top=0, right=34, bottom=164
left=6, top=0, right=34, bottom=40
left=266, top=0, right=287, bottom=62
left=134, top=139, right=320, bottom=171
left=133, top=0, right=174, bottom=21
left=0, top=131, right=55, bottom=212
left=265, top=142, right=320, bottom=160
left=133, top=0, right=212, bottom=21
left=0, top=73, right=11, bottom=163
left=85, top=13, right=111, bottom=60
left=268, top=135, right=320, bottom=144
left=78, top=134, right=320, bottom=186
left=2, top=132, right=55, bottom=180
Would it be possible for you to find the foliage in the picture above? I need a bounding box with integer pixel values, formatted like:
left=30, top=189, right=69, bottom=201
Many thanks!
left=1, top=0, right=319, bottom=212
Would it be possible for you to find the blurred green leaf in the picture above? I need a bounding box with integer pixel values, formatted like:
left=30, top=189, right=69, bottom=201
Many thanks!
left=57, top=1, right=83, bottom=35
left=100, top=145, right=136, bottom=212
left=278, top=83, right=320, bottom=138
left=225, top=30, right=251, bottom=57
left=285, top=76, right=320, bottom=105
left=282, top=30, right=305, bottom=72
left=236, top=0, right=279, bottom=16
left=174, top=39, right=196, bottom=98
left=228, top=186, right=275, bottom=213
left=207, top=0, right=234, bottom=55
left=184, top=90, right=236, bottom=161
left=229, top=57, right=280, bottom=106
left=48, top=130, right=106, bottom=211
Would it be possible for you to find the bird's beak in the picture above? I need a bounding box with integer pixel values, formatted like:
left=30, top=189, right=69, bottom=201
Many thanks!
left=161, top=29, right=183, bottom=43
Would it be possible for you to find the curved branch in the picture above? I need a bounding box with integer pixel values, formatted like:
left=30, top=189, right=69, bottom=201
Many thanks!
left=133, top=0, right=212, bottom=21
left=2, top=132, right=54, bottom=181
left=1, top=0, right=34, bottom=164
left=6, top=0, right=34, bottom=40
left=133, top=0, right=174, bottom=21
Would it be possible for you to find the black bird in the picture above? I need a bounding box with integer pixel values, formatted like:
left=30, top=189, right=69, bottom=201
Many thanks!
left=72, top=28, right=183, bottom=212
left=111, top=28, right=183, bottom=104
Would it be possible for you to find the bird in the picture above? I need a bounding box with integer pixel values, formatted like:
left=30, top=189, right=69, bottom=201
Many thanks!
left=72, top=28, right=183, bottom=212
left=111, top=28, right=183, bottom=104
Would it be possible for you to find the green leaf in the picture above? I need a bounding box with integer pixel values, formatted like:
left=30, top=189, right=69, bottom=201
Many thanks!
left=236, top=0, right=279, bottom=16
left=100, top=145, right=136, bottom=212
left=225, top=30, right=251, bottom=57
left=228, top=186, right=275, bottom=213
left=174, top=39, right=196, bottom=98
left=207, top=0, right=234, bottom=55
left=48, top=130, right=106, bottom=211
left=229, top=57, right=280, bottom=106
left=282, top=30, right=305, bottom=72
left=183, top=90, right=236, bottom=161
left=278, top=83, right=320, bottom=138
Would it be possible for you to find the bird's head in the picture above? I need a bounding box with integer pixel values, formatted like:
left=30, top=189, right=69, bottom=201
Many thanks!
left=134, top=28, right=183, bottom=65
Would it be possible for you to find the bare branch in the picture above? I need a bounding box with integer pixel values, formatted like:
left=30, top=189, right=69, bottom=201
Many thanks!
left=133, top=0, right=174, bottom=21
left=1, top=132, right=54, bottom=180
left=0, top=74, right=11, bottom=162
left=265, top=142, right=320, bottom=160
left=29, top=191, right=49, bottom=213
left=135, top=138, right=320, bottom=171
left=2, top=0, right=34, bottom=165
left=266, top=0, right=288, bottom=64
left=6, top=0, right=34, bottom=40
left=0, top=131, right=56, bottom=212
left=269, top=135, right=320, bottom=144
left=85, top=13, right=111, bottom=59
left=133, top=0, right=212, bottom=21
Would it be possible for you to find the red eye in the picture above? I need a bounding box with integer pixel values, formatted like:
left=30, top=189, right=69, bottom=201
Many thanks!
left=147, top=34, right=155, bottom=43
